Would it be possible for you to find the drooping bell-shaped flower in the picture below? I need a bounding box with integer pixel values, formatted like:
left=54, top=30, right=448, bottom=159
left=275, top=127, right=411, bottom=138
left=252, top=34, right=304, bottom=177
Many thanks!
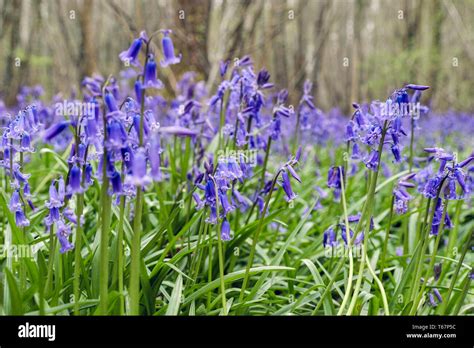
left=149, top=133, right=163, bottom=181
left=281, top=170, right=297, bottom=202
left=221, top=218, right=231, bottom=241
left=57, top=220, right=74, bottom=253
left=110, top=170, right=122, bottom=194
left=218, top=190, right=235, bottom=216
left=127, top=147, right=151, bottom=187
left=327, top=166, right=343, bottom=189
left=105, top=93, right=119, bottom=114
left=15, top=209, right=30, bottom=227
left=43, top=121, right=70, bottom=142
left=323, top=227, right=338, bottom=248
left=67, top=164, right=82, bottom=194
left=119, top=38, right=143, bottom=66
left=143, top=54, right=164, bottom=89
left=160, top=30, right=182, bottom=67
left=364, top=150, right=379, bottom=171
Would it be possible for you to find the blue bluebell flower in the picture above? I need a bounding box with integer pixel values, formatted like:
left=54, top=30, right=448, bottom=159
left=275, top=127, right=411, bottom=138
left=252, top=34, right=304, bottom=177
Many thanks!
left=143, top=54, right=164, bottom=89
left=160, top=30, right=182, bottom=67
left=119, top=38, right=143, bottom=66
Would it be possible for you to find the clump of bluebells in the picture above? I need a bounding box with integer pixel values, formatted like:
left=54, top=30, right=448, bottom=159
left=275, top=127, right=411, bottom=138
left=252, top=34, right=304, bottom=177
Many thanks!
left=0, top=28, right=473, bottom=318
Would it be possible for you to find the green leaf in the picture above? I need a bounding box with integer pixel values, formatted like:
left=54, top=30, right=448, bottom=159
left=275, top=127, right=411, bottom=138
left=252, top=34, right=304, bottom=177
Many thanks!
left=5, top=268, right=24, bottom=315
left=183, top=266, right=293, bottom=305
left=166, top=274, right=183, bottom=315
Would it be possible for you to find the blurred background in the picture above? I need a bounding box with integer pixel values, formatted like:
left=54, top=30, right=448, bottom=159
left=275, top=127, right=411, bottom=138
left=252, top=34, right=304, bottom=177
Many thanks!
left=0, top=0, right=473, bottom=113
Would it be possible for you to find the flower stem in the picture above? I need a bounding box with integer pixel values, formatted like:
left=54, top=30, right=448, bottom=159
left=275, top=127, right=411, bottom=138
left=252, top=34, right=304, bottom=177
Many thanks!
left=73, top=192, right=84, bottom=315
left=336, top=169, right=354, bottom=315
left=365, top=244, right=390, bottom=315
left=117, top=195, right=126, bottom=315
left=130, top=48, right=150, bottom=315
left=379, top=195, right=394, bottom=281
left=99, top=111, right=112, bottom=315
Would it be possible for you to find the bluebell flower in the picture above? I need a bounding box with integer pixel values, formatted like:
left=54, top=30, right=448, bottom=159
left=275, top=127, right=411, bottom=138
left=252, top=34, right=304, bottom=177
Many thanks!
left=57, top=220, right=74, bottom=253
left=110, top=170, right=122, bottom=194
left=9, top=190, right=22, bottom=212
left=428, top=293, right=438, bottom=307
left=218, top=189, right=235, bottom=215
left=143, top=54, right=164, bottom=89
left=15, top=209, right=30, bottom=227
left=433, top=288, right=442, bottom=303
left=323, top=227, right=338, bottom=248
left=160, top=30, right=182, bottom=67
left=327, top=166, right=343, bottom=189
left=220, top=60, right=229, bottom=77
left=43, top=121, right=70, bottom=141
left=119, top=38, right=143, bottom=66
left=67, top=164, right=82, bottom=194
left=206, top=205, right=218, bottom=224
left=281, top=170, right=297, bottom=202
left=105, top=92, right=119, bottom=113
left=193, top=192, right=205, bottom=210
left=127, top=147, right=151, bottom=187
left=221, top=218, right=231, bottom=241
left=232, top=189, right=250, bottom=212
left=364, top=150, right=379, bottom=171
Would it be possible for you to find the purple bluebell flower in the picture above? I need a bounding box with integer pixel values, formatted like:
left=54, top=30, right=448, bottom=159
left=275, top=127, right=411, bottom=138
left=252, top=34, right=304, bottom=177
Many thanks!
left=218, top=189, right=235, bottom=215
left=281, top=170, right=297, bottom=202
left=428, top=293, right=438, bottom=307
left=206, top=205, right=218, bottom=224
left=221, top=218, right=231, bottom=241
left=119, top=38, right=143, bottom=66
left=406, top=84, right=430, bottom=91
left=43, top=121, right=70, bottom=141
left=433, top=288, right=442, bottom=303
left=57, top=220, right=74, bottom=253
left=232, top=189, right=250, bottom=212
left=9, top=190, right=22, bottom=212
left=364, top=150, right=379, bottom=171
left=323, top=227, right=338, bottom=248
left=160, top=30, right=182, bottom=67
left=15, top=210, right=30, bottom=227
left=327, top=166, right=343, bottom=189
left=110, top=170, right=122, bottom=194
left=193, top=192, right=205, bottom=210
left=220, top=60, right=229, bottom=77
left=143, top=54, right=164, bottom=89
left=127, top=147, right=151, bottom=187
left=67, top=164, right=82, bottom=194
left=423, top=174, right=443, bottom=199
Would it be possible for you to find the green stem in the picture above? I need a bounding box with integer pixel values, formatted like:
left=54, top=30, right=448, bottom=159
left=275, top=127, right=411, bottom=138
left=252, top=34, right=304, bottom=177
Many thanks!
left=73, top=193, right=84, bottom=315
left=44, top=225, right=56, bottom=297
left=379, top=195, right=394, bottom=281
left=130, top=48, right=150, bottom=315
left=365, top=244, right=390, bottom=315
left=336, top=169, right=354, bottom=315
left=117, top=195, right=126, bottom=315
